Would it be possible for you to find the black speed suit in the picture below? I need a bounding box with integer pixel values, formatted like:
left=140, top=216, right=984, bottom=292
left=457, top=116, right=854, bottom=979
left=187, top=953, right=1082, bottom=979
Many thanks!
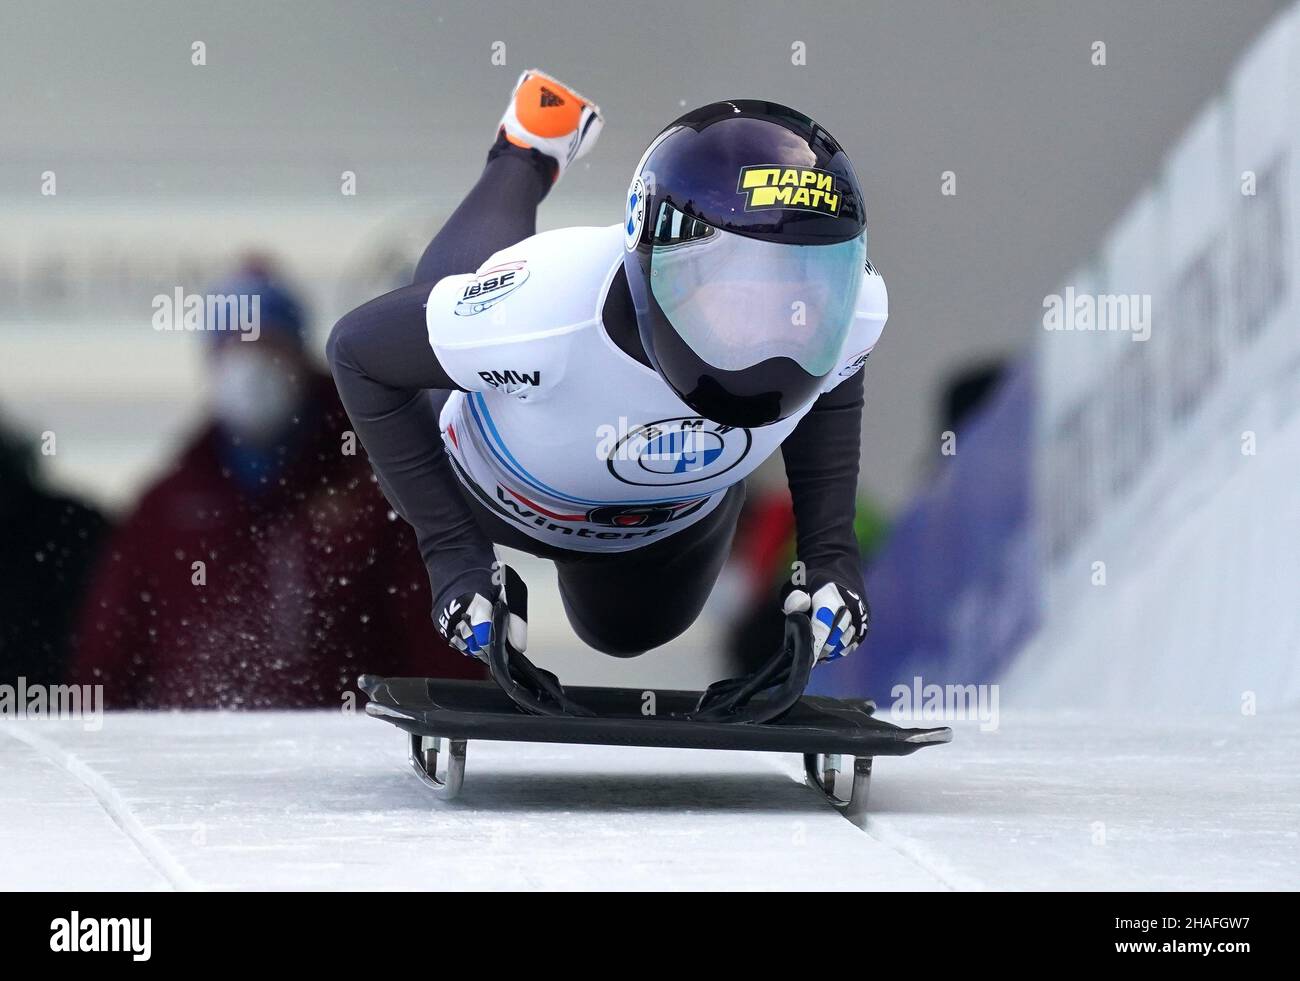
left=326, top=143, right=866, bottom=657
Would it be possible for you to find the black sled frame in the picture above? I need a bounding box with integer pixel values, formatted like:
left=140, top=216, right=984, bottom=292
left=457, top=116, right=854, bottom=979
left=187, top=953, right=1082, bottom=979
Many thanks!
left=361, top=596, right=950, bottom=826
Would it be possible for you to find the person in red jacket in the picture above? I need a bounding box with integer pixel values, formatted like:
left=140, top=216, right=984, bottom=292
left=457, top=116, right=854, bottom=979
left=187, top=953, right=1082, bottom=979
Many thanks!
left=74, top=270, right=480, bottom=708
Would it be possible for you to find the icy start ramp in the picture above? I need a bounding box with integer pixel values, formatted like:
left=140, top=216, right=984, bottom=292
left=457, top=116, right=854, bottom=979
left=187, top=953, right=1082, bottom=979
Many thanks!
left=2, top=711, right=1297, bottom=890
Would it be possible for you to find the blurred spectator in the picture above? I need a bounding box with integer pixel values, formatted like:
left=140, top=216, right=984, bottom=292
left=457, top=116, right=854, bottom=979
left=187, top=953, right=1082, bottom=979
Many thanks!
left=0, top=419, right=109, bottom=686
left=73, top=269, right=480, bottom=708
left=941, top=360, right=1007, bottom=435
left=906, top=358, right=1011, bottom=488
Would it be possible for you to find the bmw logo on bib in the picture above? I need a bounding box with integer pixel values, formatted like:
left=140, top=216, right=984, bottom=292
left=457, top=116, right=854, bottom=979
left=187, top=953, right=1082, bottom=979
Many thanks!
left=607, top=417, right=751, bottom=487
left=625, top=175, right=646, bottom=251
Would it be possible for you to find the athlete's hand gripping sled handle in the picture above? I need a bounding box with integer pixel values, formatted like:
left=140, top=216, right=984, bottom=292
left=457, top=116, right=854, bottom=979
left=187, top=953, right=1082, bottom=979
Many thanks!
left=486, top=567, right=595, bottom=718
left=486, top=564, right=817, bottom=724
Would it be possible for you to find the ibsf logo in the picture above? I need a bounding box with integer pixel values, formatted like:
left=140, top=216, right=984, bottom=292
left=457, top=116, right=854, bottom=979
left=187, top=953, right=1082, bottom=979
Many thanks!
left=455, top=261, right=530, bottom=317
left=737, top=165, right=841, bottom=216
left=604, top=417, right=751, bottom=487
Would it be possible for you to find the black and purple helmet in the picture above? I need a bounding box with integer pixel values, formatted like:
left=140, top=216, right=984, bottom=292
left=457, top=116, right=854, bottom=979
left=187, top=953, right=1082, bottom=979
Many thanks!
left=623, top=100, right=867, bottom=427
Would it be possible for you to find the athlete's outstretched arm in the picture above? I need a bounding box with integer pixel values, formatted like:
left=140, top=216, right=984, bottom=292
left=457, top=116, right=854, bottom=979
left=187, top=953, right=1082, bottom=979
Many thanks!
left=326, top=285, right=497, bottom=615
left=780, top=369, right=869, bottom=607
left=781, top=372, right=866, bottom=591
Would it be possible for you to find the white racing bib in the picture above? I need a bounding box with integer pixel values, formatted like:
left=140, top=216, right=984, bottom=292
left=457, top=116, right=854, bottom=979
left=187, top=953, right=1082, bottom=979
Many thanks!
left=426, top=225, right=887, bottom=553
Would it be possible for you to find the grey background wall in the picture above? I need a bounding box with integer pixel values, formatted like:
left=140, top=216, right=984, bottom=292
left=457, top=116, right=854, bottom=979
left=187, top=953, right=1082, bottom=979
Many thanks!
left=1, top=0, right=1288, bottom=507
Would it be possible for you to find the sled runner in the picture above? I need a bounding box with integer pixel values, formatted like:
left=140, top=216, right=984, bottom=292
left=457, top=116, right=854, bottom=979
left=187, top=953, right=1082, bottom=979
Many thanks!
left=360, top=589, right=950, bottom=826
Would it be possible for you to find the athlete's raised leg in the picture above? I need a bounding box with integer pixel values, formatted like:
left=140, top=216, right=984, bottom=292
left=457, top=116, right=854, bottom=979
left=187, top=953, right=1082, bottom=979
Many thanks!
left=412, top=70, right=603, bottom=286
left=328, top=70, right=604, bottom=643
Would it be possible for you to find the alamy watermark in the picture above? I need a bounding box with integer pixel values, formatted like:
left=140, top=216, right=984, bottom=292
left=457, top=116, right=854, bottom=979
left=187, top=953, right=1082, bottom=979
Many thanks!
left=0, top=678, right=104, bottom=731
left=151, top=288, right=261, bottom=340
left=595, top=416, right=738, bottom=463
left=1043, top=286, right=1150, bottom=342
left=888, top=677, right=1000, bottom=732
left=50, top=911, right=151, bottom=961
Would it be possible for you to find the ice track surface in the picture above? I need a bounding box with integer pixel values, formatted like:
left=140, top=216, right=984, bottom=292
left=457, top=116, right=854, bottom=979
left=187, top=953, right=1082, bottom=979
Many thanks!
left=2, top=711, right=1298, bottom=890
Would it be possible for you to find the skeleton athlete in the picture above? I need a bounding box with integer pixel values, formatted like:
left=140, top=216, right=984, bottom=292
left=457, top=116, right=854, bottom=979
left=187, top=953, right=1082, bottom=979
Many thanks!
left=327, top=71, right=885, bottom=665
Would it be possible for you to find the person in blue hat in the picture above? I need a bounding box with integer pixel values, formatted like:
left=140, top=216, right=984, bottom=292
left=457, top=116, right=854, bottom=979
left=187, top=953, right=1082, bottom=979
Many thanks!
left=74, top=265, right=481, bottom=708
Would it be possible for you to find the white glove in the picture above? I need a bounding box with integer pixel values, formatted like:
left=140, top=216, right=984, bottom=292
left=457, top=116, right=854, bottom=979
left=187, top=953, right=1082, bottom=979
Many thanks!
left=783, top=581, right=868, bottom=664
left=437, top=591, right=493, bottom=658
left=435, top=567, right=528, bottom=660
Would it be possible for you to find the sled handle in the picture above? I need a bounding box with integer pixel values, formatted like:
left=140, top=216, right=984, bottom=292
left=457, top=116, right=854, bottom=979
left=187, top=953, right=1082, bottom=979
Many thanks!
left=485, top=597, right=595, bottom=717
left=690, top=611, right=816, bottom=723
left=483, top=583, right=815, bottom=723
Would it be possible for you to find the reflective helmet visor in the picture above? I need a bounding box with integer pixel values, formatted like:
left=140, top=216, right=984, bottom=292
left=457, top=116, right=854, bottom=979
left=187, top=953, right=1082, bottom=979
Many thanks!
left=648, top=202, right=865, bottom=378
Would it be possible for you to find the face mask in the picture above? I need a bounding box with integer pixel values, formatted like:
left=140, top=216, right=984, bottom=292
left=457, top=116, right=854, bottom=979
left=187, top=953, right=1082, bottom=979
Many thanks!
left=210, top=347, right=303, bottom=443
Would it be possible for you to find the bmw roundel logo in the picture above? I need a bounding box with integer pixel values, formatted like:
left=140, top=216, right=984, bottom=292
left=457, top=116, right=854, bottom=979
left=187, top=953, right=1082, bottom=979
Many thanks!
left=625, top=175, right=646, bottom=251
left=606, top=417, right=751, bottom=487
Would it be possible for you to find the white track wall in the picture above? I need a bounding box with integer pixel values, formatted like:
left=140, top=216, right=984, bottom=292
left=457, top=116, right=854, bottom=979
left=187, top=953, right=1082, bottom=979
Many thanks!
left=1009, top=6, right=1300, bottom=711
